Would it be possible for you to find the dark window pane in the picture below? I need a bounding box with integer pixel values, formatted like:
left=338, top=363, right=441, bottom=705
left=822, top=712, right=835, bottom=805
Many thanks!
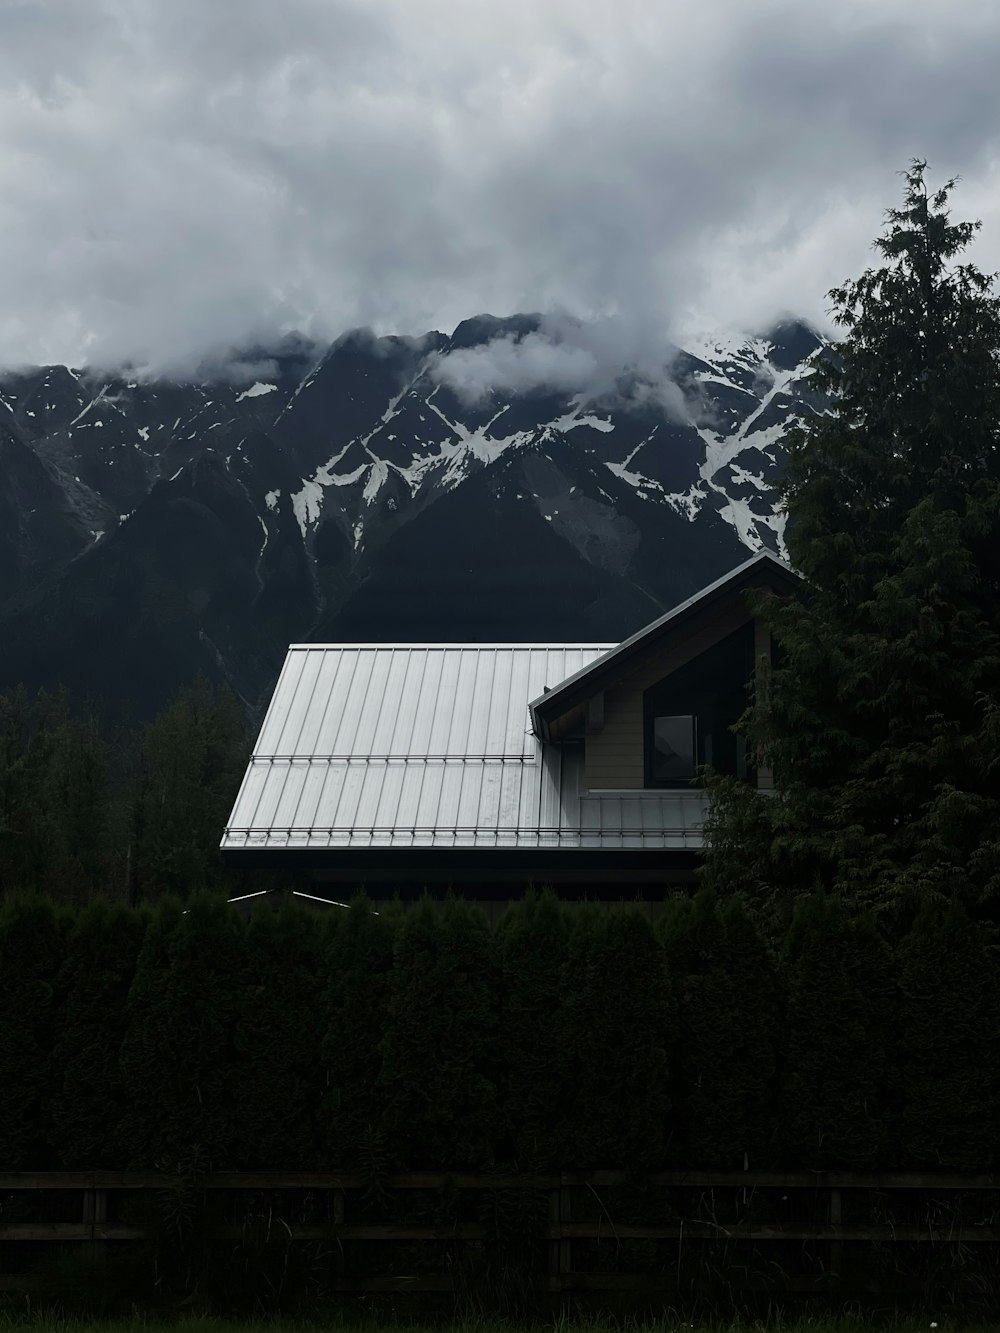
left=652, top=715, right=696, bottom=782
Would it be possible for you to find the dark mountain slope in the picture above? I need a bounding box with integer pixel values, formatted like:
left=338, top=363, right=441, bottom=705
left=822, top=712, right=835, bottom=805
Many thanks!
left=0, top=317, right=825, bottom=718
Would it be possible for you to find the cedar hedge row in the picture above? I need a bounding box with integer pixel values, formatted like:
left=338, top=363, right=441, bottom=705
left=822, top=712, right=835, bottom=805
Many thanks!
left=1, top=888, right=998, bottom=1174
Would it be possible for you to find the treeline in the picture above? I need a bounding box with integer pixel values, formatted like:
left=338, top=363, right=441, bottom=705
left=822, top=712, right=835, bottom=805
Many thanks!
left=0, top=679, right=252, bottom=904
left=3, top=887, right=998, bottom=1175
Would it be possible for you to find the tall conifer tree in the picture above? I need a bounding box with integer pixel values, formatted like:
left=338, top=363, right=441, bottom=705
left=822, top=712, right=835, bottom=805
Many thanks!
left=495, top=889, right=569, bottom=1168
left=51, top=899, right=146, bottom=1167
left=559, top=906, right=671, bottom=1170
left=132, top=679, right=249, bottom=901
left=658, top=889, right=781, bottom=1169
left=119, top=895, right=246, bottom=1170
left=0, top=896, right=67, bottom=1166
left=895, top=903, right=1000, bottom=1170
left=704, top=163, right=1000, bottom=924
left=778, top=892, right=896, bottom=1169
left=378, top=896, right=499, bottom=1170
left=235, top=901, right=326, bottom=1170
left=0, top=690, right=115, bottom=901
left=320, top=896, right=397, bottom=1168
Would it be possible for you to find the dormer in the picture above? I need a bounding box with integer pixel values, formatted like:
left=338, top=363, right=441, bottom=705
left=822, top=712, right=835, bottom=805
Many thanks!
left=529, top=550, right=798, bottom=794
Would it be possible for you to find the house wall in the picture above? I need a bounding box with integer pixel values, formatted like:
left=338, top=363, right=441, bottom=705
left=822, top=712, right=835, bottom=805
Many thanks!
left=584, top=604, right=762, bottom=790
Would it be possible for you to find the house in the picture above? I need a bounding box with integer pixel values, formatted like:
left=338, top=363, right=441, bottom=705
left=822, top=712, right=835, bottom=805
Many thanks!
left=221, top=550, right=798, bottom=916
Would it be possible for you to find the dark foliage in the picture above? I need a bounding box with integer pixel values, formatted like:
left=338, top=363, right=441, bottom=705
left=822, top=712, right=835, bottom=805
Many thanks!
left=559, top=904, right=671, bottom=1171
left=119, top=894, right=247, bottom=1170
left=235, top=900, right=328, bottom=1169
left=0, top=895, right=67, bottom=1166
left=378, top=895, right=499, bottom=1169
left=778, top=891, right=897, bottom=1170
left=0, top=677, right=250, bottom=906
left=495, top=888, right=569, bottom=1168
left=703, top=163, right=1000, bottom=927
left=319, top=895, right=397, bottom=1168
left=658, top=888, right=782, bottom=1168
left=0, top=689, right=115, bottom=901
left=895, top=903, right=1000, bottom=1170
left=0, top=890, right=995, bottom=1183
left=50, top=898, right=146, bottom=1167
left=130, top=678, right=250, bottom=901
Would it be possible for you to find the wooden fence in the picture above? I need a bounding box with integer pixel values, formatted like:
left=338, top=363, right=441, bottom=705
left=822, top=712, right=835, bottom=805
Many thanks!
left=2, top=1169, right=1000, bottom=1297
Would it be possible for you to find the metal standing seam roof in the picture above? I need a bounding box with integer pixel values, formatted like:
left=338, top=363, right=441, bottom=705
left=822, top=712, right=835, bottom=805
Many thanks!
left=221, top=643, right=710, bottom=854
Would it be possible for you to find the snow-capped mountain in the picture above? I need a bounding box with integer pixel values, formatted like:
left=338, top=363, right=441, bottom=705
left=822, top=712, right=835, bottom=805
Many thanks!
left=0, top=315, right=825, bottom=717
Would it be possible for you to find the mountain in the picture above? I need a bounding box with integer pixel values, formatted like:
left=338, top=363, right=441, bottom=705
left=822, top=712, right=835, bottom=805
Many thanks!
left=0, top=316, right=826, bottom=719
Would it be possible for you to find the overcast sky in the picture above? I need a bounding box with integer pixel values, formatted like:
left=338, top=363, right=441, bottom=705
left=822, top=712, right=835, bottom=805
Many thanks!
left=1, top=0, right=999, bottom=375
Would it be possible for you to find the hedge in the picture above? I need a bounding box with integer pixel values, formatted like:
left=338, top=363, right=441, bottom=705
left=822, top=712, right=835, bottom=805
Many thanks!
left=0, top=889, right=997, bottom=1173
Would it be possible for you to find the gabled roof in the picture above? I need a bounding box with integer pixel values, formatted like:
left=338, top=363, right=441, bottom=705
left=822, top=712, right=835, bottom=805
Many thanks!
left=221, top=642, right=707, bottom=859
left=528, top=550, right=798, bottom=740
left=221, top=553, right=796, bottom=868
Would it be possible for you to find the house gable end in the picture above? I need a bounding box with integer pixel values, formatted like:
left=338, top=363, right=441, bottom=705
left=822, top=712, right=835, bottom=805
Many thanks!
left=584, top=601, right=761, bottom=790
left=532, top=552, right=797, bottom=775
left=529, top=550, right=797, bottom=740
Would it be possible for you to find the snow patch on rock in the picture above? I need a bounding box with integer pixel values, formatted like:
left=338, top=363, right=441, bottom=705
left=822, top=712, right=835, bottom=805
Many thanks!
left=236, top=382, right=277, bottom=403
left=291, top=478, right=324, bottom=536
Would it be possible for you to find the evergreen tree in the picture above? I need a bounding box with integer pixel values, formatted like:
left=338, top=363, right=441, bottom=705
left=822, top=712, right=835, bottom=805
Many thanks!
left=236, top=901, right=327, bottom=1169
left=320, top=896, right=397, bottom=1169
left=117, top=897, right=183, bottom=1166
left=50, top=899, right=146, bottom=1167
left=495, top=889, right=569, bottom=1168
left=119, top=895, right=246, bottom=1170
left=702, top=163, right=1000, bottom=926
left=559, top=905, right=671, bottom=1171
left=378, top=897, right=499, bottom=1169
left=896, top=904, right=1000, bottom=1170
left=0, top=689, right=116, bottom=901
left=0, top=687, right=37, bottom=894
left=131, top=679, right=249, bottom=902
left=0, top=896, right=68, bottom=1166
left=658, top=889, right=781, bottom=1168
left=778, top=892, right=896, bottom=1170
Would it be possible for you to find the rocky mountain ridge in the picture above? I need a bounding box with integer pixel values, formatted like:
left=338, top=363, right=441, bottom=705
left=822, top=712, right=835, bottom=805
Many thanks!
left=0, top=315, right=826, bottom=718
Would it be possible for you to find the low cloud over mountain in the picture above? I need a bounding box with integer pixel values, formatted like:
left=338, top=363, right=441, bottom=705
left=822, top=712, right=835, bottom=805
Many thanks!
left=0, top=315, right=824, bottom=718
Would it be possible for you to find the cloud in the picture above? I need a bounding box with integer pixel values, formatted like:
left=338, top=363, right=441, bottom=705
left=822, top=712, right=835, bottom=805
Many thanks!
left=431, top=333, right=598, bottom=404
left=430, top=313, right=693, bottom=420
left=0, top=0, right=999, bottom=373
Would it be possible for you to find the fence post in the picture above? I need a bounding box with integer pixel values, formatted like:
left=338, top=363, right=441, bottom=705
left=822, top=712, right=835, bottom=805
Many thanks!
left=333, top=1186, right=346, bottom=1281
left=829, top=1186, right=842, bottom=1283
left=548, top=1179, right=561, bottom=1290
left=81, top=1186, right=107, bottom=1270
left=559, top=1174, right=572, bottom=1281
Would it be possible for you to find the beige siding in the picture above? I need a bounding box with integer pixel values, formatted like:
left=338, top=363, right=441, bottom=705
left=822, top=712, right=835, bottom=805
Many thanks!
left=584, top=604, right=755, bottom=790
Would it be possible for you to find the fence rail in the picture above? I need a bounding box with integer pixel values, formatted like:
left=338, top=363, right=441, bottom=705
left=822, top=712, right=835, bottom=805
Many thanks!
left=2, top=1169, right=999, bottom=1297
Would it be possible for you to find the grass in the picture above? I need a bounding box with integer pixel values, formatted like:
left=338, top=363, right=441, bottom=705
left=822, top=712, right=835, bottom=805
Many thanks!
left=0, top=1313, right=992, bottom=1333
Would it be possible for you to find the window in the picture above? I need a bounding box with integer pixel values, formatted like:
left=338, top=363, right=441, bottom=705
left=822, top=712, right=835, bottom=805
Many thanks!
left=643, top=624, right=755, bottom=788
left=651, top=715, right=697, bottom=783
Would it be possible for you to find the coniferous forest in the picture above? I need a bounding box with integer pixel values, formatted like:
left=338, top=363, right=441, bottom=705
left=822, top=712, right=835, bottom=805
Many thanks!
left=0, top=678, right=253, bottom=904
